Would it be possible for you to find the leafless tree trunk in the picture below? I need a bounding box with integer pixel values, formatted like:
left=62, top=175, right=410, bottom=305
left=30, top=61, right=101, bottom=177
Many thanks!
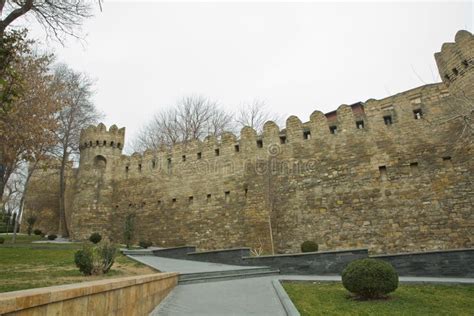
left=52, top=64, right=102, bottom=237
left=11, top=161, right=38, bottom=243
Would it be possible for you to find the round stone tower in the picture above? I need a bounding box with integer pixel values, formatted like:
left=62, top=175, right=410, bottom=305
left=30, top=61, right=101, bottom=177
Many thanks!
left=435, top=30, right=473, bottom=97
left=70, top=123, right=125, bottom=240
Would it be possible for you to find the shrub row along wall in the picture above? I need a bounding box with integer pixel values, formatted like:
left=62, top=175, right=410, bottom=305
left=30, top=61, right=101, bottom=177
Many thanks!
left=155, top=246, right=474, bottom=277
left=0, top=273, right=178, bottom=316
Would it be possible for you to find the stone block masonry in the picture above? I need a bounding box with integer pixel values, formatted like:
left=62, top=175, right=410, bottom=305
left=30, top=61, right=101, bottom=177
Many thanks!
left=0, top=273, right=178, bottom=315
left=25, top=30, right=474, bottom=255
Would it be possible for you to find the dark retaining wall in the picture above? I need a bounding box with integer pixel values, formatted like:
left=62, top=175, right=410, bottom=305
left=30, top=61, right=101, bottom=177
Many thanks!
left=152, top=246, right=196, bottom=259
left=372, top=248, right=474, bottom=277
left=186, top=248, right=251, bottom=265
left=242, top=249, right=369, bottom=275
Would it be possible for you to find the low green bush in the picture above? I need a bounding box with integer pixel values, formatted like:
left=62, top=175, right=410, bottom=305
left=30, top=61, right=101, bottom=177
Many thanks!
left=0, top=237, right=4, bottom=244
left=33, top=229, right=42, bottom=235
left=74, top=246, right=94, bottom=275
left=342, top=258, right=399, bottom=299
left=301, top=241, right=318, bottom=252
left=47, top=234, right=57, bottom=240
left=89, top=232, right=102, bottom=244
left=74, top=242, right=118, bottom=276
left=139, top=240, right=152, bottom=249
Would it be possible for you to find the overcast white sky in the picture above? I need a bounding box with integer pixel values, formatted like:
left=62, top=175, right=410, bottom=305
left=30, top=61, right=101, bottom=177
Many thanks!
left=26, top=1, right=473, bottom=147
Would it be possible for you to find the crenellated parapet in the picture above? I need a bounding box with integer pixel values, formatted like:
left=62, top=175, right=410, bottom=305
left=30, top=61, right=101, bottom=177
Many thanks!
left=79, top=123, right=125, bottom=151
left=435, top=30, right=473, bottom=89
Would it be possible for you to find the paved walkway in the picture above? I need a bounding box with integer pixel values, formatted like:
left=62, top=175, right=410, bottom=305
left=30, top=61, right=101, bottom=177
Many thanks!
left=129, top=255, right=262, bottom=274
left=127, top=255, right=474, bottom=316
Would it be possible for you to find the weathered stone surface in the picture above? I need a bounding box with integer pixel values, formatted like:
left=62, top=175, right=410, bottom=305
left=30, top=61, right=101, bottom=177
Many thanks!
left=0, top=273, right=178, bottom=315
left=24, top=30, right=474, bottom=255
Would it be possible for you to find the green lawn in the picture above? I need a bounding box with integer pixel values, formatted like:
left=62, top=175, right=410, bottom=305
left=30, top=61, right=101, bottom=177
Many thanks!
left=283, top=281, right=474, bottom=316
left=0, top=234, right=156, bottom=293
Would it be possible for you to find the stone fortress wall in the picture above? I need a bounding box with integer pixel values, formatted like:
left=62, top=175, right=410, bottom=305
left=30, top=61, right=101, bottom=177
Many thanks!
left=26, top=30, right=474, bottom=254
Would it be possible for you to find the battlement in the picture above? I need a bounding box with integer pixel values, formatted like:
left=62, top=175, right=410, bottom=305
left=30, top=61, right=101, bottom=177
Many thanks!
left=116, top=82, right=448, bottom=175
left=79, top=123, right=125, bottom=151
left=435, top=30, right=473, bottom=85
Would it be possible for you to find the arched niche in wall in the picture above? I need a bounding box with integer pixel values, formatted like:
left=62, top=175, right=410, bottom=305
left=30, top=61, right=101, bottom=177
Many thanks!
left=94, top=155, right=107, bottom=170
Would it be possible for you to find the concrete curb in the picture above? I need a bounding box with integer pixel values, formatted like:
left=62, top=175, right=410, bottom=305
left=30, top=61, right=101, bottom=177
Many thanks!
left=272, top=280, right=300, bottom=316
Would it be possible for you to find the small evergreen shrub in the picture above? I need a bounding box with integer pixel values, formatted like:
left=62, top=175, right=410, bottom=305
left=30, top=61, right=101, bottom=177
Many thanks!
left=301, top=241, right=318, bottom=252
left=89, top=232, right=102, bottom=244
left=74, top=246, right=94, bottom=275
left=342, top=258, right=399, bottom=299
left=47, top=234, right=57, bottom=240
left=0, top=237, right=4, bottom=244
left=33, top=229, right=42, bottom=235
left=139, top=240, right=152, bottom=249
left=74, top=242, right=118, bottom=276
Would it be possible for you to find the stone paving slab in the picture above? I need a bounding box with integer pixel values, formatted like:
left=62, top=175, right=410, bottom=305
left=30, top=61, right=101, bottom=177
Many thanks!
left=151, top=276, right=286, bottom=316
left=129, top=255, right=263, bottom=274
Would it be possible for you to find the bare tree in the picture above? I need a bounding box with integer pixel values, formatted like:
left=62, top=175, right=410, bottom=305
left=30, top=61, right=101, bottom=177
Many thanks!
left=51, top=64, right=102, bottom=237
left=235, top=100, right=284, bottom=134
left=131, top=95, right=234, bottom=152
left=9, top=157, right=43, bottom=243
left=0, top=0, right=93, bottom=43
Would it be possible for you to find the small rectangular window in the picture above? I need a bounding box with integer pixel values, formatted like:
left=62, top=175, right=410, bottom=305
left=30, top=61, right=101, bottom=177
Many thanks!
left=157, top=200, right=162, bottom=206
left=303, top=130, right=311, bottom=140
left=329, top=126, right=337, bottom=134
left=197, top=152, right=202, bottom=159
left=356, top=120, right=364, bottom=129
left=167, top=158, right=172, bottom=173
left=125, top=166, right=129, bottom=173
left=410, top=162, right=419, bottom=174
left=206, top=194, right=211, bottom=203
left=172, top=198, right=177, bottom=204
left=413, top=109, right=423, bottom=120
left=379, top=166, right=387, bottom=180
left=225, top=191, right=230, bottom=203
left=138, top=164, right=142, bottom=171
left=279, top=136, right=287, bottom=144
left=442, top=156, right=452, bottom=167
left=256, top=140, right=263, bottom=148
left=234, top=145, right=240, bottom=152
left=215, top=148, right=220, bottom=156
left=189, top=196, right=193, bottom=204
left=383, top=115, right=393, bottom=125
left=152, top=160, right=156, bottom=168
left=182, top=155, right=186, bottom=162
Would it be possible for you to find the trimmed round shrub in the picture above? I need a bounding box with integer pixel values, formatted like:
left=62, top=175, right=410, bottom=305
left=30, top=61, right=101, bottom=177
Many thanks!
left=33, top=229, right=42, bottom=235
left=301, top=241, right=318, bottom=253
left=0, top=237, right=4, bottom=244
left=89, top=232, right=102, bottom=244
left=47, top=234, right=57, bottom=240
left=139, top=240, right=152, bottom=249
left=342, top=258, right=399, bottom=299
